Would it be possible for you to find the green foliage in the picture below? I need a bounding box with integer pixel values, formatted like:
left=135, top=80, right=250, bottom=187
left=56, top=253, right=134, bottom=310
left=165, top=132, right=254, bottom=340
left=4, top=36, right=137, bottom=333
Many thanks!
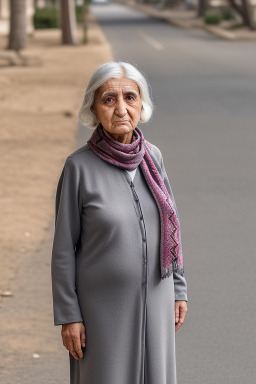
left=34, top=7, right=58, bottom=29
left=76, top=0, right=91, bottom=22
left=34, top=1, right=91, bottom=30
left=221, top=7, right=235, bottom=21
left=204, top=12, right=222, bottom=25
left=77, top=1, right=91, bottom=44
left=76, top=6, right=84, bottom=23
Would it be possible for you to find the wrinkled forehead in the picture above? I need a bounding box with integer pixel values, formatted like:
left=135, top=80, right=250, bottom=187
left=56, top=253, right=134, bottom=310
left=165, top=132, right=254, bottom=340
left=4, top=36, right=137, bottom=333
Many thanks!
left=96, top=77, right=141, bottom=97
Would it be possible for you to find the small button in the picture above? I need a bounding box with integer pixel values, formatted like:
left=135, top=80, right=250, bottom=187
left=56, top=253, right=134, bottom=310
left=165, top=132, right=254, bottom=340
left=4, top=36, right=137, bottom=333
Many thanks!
left=144, top=282, right=147, bottom=287
left=143, top=259, right=147, bottom=264
left=132, top=190, right=139, bottom=201
left=139, top=215, right=143, bottom=220
left=142, top=237, right=146, bottom=242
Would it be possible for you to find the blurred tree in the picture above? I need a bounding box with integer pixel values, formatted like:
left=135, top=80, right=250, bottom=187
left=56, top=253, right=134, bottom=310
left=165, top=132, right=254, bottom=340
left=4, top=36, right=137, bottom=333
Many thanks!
left=60, top=0, right=79, bottom=45
left=197, top=0, right=256, bottom=29
left=36, top=0, right=47, bottom=7
left=229, top=0, right=256, bottom=30
left=7, top=0, right=27, bottom=50
left=198, top=0, right=209, bottom=16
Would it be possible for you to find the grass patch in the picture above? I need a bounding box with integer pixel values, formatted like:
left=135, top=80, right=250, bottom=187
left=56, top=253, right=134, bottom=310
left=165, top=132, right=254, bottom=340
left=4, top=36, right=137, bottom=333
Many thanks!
left=204, top=12, right=222, bottom=25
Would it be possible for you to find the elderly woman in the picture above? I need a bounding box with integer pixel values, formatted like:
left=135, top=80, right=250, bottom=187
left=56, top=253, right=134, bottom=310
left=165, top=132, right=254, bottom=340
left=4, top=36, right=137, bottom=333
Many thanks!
left=51, top=61, right=188, bottom=384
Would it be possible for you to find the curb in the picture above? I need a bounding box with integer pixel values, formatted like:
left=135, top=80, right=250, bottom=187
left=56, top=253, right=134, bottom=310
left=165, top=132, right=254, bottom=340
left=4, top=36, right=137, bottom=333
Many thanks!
left=113, top=0, right=256, bottom=42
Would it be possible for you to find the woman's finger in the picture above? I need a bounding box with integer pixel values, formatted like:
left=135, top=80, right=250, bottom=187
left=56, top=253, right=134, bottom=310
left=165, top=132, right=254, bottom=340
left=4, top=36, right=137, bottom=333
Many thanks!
left=62, top=333, right=72, bottom=350
left=175, top=321, right=181, bottom=331
left=70, top=349, right=80, bottom=361
left=81, top=327, right=86, bottom=348
left=175, top=304, right=180, bottom=324
left=179, top=308, right=186, bottom=324
left=72, top=335, right=83, bottom=359
left=175, top=301, right=187, bottom=331
left=69, top=341, right=80, bottom=360
left=64, top=335, right=79, bottom=360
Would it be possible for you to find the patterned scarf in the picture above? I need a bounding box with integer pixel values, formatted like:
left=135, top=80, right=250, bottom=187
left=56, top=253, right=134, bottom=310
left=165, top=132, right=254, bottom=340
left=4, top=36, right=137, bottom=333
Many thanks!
left=87, top=123, right=184, bottom=279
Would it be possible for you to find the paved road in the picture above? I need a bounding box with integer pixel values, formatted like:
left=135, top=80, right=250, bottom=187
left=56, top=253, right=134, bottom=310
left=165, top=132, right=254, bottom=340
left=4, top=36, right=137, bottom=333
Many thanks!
left=90, top=4, right=256, bottom=384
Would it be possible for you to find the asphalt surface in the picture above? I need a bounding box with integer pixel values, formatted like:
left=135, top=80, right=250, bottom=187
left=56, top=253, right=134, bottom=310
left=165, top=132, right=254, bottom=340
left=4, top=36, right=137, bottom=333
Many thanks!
left=1, top=3, right=255, bottom=384
left=89, top=4, right=256, bottom=384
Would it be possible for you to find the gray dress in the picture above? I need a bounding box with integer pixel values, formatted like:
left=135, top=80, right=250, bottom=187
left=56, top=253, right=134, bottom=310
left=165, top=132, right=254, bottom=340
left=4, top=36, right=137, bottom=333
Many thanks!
left=51, top=142, right=188, bottom=384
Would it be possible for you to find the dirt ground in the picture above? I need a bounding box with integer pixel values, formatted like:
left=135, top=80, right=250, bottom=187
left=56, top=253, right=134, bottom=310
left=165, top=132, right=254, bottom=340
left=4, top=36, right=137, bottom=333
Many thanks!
left=0, top=14, right=112, bottom=296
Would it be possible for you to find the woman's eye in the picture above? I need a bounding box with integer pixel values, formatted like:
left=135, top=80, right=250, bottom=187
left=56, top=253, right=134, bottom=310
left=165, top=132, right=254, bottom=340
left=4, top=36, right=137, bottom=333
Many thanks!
left=104, top=97, right=113, bottom=103
left=126, top=95, right=135, bottom=101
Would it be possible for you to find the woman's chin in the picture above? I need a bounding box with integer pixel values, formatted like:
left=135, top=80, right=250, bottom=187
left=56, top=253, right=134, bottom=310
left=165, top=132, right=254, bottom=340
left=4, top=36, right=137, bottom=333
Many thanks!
left=111, top=123, right=133, bottom=134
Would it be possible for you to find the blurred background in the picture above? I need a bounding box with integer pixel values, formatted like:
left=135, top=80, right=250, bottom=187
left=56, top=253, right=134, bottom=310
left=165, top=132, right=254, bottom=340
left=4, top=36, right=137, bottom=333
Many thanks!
left=0, top=0, right=255, bottom=383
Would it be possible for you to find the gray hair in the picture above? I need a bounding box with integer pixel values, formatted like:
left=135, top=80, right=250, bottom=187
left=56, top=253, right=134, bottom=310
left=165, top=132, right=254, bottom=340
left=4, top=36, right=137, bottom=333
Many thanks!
left=78, top=61, right=154, bottom=129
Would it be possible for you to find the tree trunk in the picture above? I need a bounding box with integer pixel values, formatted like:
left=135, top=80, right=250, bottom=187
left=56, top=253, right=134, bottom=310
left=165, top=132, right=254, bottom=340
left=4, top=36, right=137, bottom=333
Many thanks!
left=60, top=0, right=79, bottom=45
left=7, top=0, right=27, bottom=50
left=229, top=0, right=244, bottom=17
left=229, top=0, right=256, bottom=30
left=198, top=0, right=209, bottom=17
left=241, top=0, right=256, bottom=30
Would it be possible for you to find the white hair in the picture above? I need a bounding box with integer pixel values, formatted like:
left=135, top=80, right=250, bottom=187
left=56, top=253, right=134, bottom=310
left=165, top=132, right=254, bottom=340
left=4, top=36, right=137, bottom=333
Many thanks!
left=78, top=61, right=154, bottom=129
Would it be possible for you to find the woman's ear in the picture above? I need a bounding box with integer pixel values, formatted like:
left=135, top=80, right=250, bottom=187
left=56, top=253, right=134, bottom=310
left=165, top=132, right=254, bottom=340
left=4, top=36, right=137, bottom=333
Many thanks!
left=139, top=103, right=144, bottom=122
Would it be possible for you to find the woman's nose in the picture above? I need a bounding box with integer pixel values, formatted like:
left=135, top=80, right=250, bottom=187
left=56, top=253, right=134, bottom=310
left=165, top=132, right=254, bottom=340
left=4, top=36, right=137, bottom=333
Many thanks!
left=115, top=98, right=127, bottom=117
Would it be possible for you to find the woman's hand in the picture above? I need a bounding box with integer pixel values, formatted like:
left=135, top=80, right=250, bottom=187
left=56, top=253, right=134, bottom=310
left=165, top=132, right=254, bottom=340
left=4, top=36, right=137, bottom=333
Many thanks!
left=61, top=322, right=86, bottom=360
left=175, top=300, right=187, bottom=331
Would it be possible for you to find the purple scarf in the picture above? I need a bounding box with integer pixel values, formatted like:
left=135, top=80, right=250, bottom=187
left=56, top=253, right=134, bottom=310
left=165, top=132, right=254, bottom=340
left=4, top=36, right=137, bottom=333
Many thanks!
left=87, top=124, right=184, bottom=279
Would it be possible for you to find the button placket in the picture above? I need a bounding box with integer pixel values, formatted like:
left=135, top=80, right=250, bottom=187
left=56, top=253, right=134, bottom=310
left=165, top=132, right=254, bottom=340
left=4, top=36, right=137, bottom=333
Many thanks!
left=124, top=172, right=148, bottom=272
left=123, top=170, right=148, bottom=383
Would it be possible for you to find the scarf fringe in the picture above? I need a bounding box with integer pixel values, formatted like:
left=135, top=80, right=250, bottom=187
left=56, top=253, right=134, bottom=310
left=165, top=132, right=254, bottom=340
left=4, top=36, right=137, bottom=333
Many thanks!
left=161, top=264, right=185, bottom=280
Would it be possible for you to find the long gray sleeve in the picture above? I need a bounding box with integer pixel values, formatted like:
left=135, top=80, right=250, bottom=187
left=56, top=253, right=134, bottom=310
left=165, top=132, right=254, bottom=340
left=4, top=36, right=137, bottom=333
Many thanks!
left=51, top=157, right=84, bottom=326
left=159, top=153, right=188, bottom=302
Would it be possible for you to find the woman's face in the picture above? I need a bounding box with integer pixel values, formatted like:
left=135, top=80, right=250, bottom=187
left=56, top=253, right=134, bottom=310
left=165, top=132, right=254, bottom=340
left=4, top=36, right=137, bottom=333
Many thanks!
left=92, top=77, right=143, bottom=140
